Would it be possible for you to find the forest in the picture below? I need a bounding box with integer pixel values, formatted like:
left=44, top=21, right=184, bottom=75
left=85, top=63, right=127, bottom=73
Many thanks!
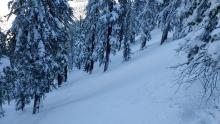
left=0, top=0, right=220, bottom=123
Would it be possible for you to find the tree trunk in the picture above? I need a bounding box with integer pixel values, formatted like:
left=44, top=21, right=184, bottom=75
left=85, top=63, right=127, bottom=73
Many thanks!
left=141, top=36, right=147, bottom=49
left=64, top=66, right=68, bottom=82
left=0, top=103, right=4, bottom=118
left=58, top=74, right=63, bottom=87
left=103, top=2, right=113, bottom=72
left=33, top=94, right=40, bottom=114
left=104, top=28, right=111, bottom=72
left=160, top=23, right=170, bottom=45
left=7, top=92, right=10, bottom=105
left=104, top=40, right=111, bottom=72
left=21, top=94, right=25, bottom=111
left=0, top=94, right=4, bottom=117
left=88, top=36, right=95, bottom=73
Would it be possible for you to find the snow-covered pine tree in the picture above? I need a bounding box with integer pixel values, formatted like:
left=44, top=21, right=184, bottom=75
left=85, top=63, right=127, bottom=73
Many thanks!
left=0, top=57, right=5, bottom=118
left=0, top=62, right=5, bottom=118
left=83, top=0, right=100, bottom=73
left=0, top=37, right=5, bottom=57
left=0, top=82, right=4, bottom=117
left=2, top=66, right=15, bottom=105
left=0, top=23, right=6, bottom=56
left=97, top=0, right=119, bottom=71
left=117, top=0, right=127, bottom=51
left=177, top=0, right=220, bottom=100
left=0, top=34, right=11, bottom=117
left=0, top=25, right=10, bottom=118
left=173, top=0, right=211, bottom=39
left=118, top=0, right=134, bottom=61
left=0, top=65, right=15, bottom=118
left=7, top=0, right=74, bottom=114
left=158, top=0, right=181, bottom=45
left=71, top=17, right=86, bottom=70
left=133, top=0, right=158, bottom=49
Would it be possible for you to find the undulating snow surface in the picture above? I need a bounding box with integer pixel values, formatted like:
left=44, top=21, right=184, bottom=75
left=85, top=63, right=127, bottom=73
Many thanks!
left=0, top=30, right=219, bottom=124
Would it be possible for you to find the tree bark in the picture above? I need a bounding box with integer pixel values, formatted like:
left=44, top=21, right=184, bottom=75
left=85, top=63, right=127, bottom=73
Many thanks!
left=33, top=94, right=40, bottom=114
left=103, top=2, right=113, bottom=72
left=160, top=23, right=170, bottom=45
left=58, top=74, right=63, bottom=87
left=64, top=66, right=68, bottom=82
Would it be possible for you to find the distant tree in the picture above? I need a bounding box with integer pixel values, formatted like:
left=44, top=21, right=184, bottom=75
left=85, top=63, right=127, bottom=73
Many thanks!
left=71, top=17, right=86, bottom=70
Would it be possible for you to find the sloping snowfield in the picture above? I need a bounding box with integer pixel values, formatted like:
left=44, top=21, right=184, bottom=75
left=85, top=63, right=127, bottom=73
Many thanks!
left=1, top=30, right=219, bottom=124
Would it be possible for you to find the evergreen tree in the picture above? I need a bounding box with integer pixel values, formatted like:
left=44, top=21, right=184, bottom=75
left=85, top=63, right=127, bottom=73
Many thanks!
left=133, top=0, right=158, bottom=49
left=0, top=23, right=6, bottom=56
left=83, top=0, right=100, bottom=73
left=71, top=17, right=86, bottom=70
left=158, top=0, right=181, bottom=45
left=96, top=0, right=119, bottom=71
left=177, top=1, right=220, bottom=100
left=118, top=0, right=134, bottom=61
left=173, top=0, right=211, bottom=39
left=0, top=58, right=12, bottom=118
left=0, top=25, right=8, bottom=118
left=0, top=60, right=5, bottom=118
left=7, top=0, right=74, bottom=114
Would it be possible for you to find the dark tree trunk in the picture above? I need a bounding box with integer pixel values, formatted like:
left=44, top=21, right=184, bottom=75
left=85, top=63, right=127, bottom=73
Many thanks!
left=104, top=1, right=113, bottom=72
left=33, top=94, right=40, bottom=114
left=104, top=39, right=111, bottom=72
left=88, top=35, right=95, bottom=73
left=0, top=102, right=4, bottom=117
left=64, top=66, right=68, bottom=82
left=21, top=94, right=25, bottom=111
left=160, top=23, right=170, bottom=45
left=85, top=33, right=95, bottom=73
left=104, top=22, right=112, bottom=72
left=88, top=60, right=94, bottom=74
left=0, top=93, right=4, bottom=117
left=118, top=24, right=124, bottom=51
left=58, top=74, right=63, bottom=87
left=141, top=37, right=147, bottom=49
left=7, top=92, right=10, bottom=105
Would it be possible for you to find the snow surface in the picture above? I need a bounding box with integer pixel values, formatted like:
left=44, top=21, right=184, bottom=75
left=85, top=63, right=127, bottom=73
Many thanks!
left=0, top=30, right=219, bottom=124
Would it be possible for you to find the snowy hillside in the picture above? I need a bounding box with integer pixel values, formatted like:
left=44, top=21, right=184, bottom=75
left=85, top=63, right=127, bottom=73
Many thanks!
left=1, top=30, right=219, bottom=124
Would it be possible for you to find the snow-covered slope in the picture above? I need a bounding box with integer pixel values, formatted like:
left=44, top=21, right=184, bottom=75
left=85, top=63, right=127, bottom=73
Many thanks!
left=1, top=30, right=219, bottom=124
